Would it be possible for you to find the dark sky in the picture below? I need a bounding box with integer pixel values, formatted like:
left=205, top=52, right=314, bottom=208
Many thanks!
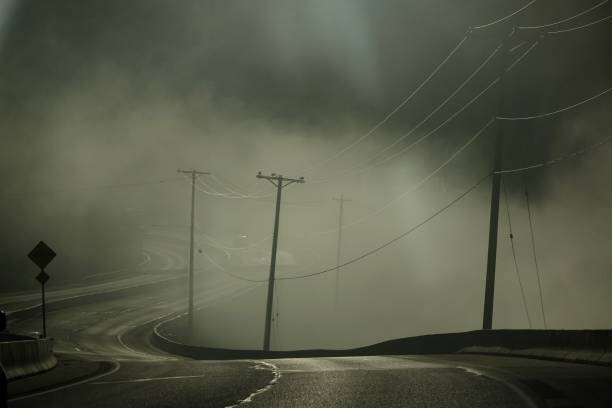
left=1, top=0, right=611, bottom=340
left=1, top=1, right=611, bottom=181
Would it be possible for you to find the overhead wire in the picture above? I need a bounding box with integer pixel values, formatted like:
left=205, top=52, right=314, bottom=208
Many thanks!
left=471, top=0, right=538, bottom=30
left=181, top=173, right=270, bottom=200
left=508, top=41, right=528, bottom=53
left=222, top=173, right=490, bottom=283
left=496, top=134, right=612, bottom=174
left=524, top=189, right=547, bottom=328
left=310, top=35, right=540, bottom=184
left=299, top=35, right=470, bottom=175
left=518, top=0, right=609, bottom=30
left=502, top=180, right=533, bottom=328
left=338, top=34, right=541, bottom=176
left=209, top=173, right=273, bottom=199
left=504, top=41, right=539, bottom=73
left=310, top=41, right=504, bottom=183
left=547, top=13, right=612, bottom=34
left=275, top=173, right=492, bottom=281
left=497, top=86, right=612, bottom=121
left=310, top=118, right=495, bottom=235
left=303, top=2, right=606, bottom=185
left=351, top=76, right=502, bottom=174
left=272, top=129, right=612, bottom=284
left=297, top=0, right=540, bottom=177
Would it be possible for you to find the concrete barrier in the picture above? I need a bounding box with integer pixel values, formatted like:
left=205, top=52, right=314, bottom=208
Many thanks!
left=1, top=361, right=6, bottom=408
left=152, top=314, right=612, bottom=367
left=0, top=338, right=57, bottom=380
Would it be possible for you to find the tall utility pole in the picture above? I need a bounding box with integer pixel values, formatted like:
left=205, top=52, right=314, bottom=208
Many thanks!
left=256, top=172, right=305, bottom=352
left=178, top=169, right=210, bottom=330
left=482, top=39, right=512, bottom=330
left=332, top=195, right=351, bottom=306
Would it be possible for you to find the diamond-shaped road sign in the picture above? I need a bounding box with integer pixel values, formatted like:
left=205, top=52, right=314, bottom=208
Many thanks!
left=36, top=270, right=50, bottom=285
left=28, top=241, right=56, bottom=270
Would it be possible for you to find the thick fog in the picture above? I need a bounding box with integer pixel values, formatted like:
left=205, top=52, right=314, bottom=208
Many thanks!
left=1, top=0, right=611, bottom=350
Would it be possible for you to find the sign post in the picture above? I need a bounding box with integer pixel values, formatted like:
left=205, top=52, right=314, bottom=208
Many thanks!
left=27, top=241, right=56, bottom=338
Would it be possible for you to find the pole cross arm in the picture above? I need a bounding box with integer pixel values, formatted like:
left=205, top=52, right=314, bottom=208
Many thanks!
left=178, top=169, right=211, bottom=176
left=256, top=172, right=305, bottom=185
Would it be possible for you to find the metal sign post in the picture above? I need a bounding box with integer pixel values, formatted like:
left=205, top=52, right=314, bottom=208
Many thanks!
left=27, top=241, right=56, bottom=338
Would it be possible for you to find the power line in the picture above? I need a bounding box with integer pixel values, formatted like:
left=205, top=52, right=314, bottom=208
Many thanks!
left=276, top=173, right=491, bottom=281
left=502, top=180, right=533, bottom=328
left=310, top=118, right=495, bottom=236
left=209, top=174, right=272, bottom=199
left=471, top=0, right=538, bottom=30
left=357, top=37, right=542, bottom=176
left=505, top=41, right=539, bottom=73
left=518, top=0, right=609, bottom=30
left=312, top=42, right=503, bottom=183
left=358, top=77, right=501, bottom=173
left=497, top=86, right=612, bottom=121
left=547, top=13, right=612, bottom=34
left=496, top=134, right=612, bottom=174
left=187, top=175, right=267, bottom=200
left=508, top=41, right=528, bottom=53
left=313, top=33, right=539, bottom=185
left=299, top=35, right=470, bottom=175
left=524, top=189, right=547, bottom=328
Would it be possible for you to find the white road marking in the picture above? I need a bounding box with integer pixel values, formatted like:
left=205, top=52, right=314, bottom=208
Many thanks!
left=457, top=366, right=484, bottom=376
left=225, top=361, right=281, bottom=407
left=456, top=365, right=539, bottom=408
left=90, top=374, right=207, bottom=384
left=8, top=360, right=121, bottom=402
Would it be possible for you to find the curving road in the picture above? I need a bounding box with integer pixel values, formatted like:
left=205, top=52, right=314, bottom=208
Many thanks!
left=4, top=237, right=612, bottom=407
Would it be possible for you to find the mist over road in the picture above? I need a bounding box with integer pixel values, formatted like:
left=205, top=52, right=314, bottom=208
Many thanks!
left=2, top=238, right=610, bottom=407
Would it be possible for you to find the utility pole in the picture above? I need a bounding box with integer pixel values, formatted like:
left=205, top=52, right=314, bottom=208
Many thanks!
left=482, top=38, right=512, bottom=330
left=178, top=169, right=210, bottom=331
left=332, top=195, right=351, bottom=306
left=256, top=171, right=305, bottom=352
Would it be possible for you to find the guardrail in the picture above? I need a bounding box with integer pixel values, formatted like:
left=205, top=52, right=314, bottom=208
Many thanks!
left=0, top=338, right=57, bottom=380
left=152, top=314, right=612, bottom=367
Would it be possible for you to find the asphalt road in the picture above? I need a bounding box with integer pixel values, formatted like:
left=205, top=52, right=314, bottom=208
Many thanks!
left=4, top=238, right=612, bottom=407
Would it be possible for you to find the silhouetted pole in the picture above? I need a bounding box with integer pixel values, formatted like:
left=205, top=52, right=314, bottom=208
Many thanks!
left=178, top=169, right=210, bottom=330
left=1, top=310, right=6, bottom=408
left=482, top=133, right=503, bottom=330
left=332, top=195, right=351, bottom=306
left=482, top=39, right=511, bottom=330
left=41, top=282, right=46, bottom=338
left=256, top=172, right=305, bottom=352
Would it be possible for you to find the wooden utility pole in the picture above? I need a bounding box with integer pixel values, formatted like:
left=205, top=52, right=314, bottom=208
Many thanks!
left=482, top=39, right=512, bottom=330
left=332, top=195, right=351, bottom=306
left=256, top=172, right=305, bottom=352
left=178, top=169, right=210, bottom=330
